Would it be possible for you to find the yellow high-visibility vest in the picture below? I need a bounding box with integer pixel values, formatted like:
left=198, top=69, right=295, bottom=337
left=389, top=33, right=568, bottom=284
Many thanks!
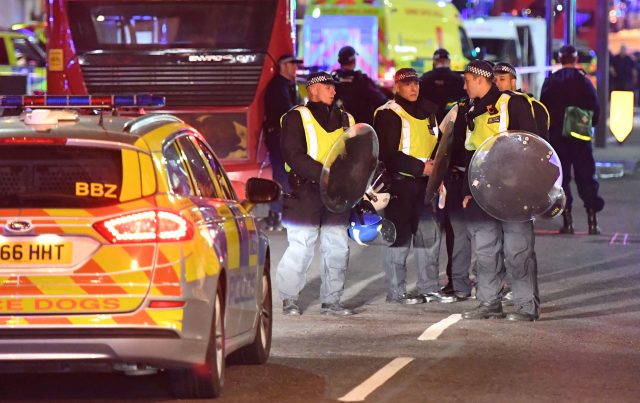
left=513, top=90, right=550, bottom=130
left=374, top=100, right=438, bottom=162
left=283, top=106, right=355, bottom=172
left=465, top=93, right=511, bottom=151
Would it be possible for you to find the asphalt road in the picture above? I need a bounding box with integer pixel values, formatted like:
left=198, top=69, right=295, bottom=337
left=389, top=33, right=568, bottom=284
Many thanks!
left=1, top=165, right=639, bottom=402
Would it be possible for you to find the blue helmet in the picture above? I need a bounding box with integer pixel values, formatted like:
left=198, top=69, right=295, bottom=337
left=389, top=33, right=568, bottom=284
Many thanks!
left=348, top=205, right=383, bottom=245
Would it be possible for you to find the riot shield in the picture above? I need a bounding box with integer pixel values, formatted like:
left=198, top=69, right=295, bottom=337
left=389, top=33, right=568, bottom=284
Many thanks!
left=468, top=131, right=563, bottom=222
left=320, top=123, right=379, bottom=213
left=425, top=104, right=458, bottom=202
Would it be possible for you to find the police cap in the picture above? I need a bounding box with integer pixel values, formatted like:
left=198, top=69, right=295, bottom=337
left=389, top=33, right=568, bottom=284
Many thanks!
left=558, top=44, right=578, bottom=59
left=306, top=71, right=338, bottom=88
left=464, top=60, right=494, bottom=79
left=277, top=53, right=303, bottom=65
left=338, top=46, right=358, bottom=65
left=494, top=62, right=517, bottom=78
left=433, top=48, right=450, bottom=60
left=394, top=68, right=420, bottom=83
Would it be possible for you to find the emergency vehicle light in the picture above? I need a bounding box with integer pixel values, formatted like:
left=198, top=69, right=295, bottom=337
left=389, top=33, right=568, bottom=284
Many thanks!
left=0, top=95, right=165, bottom=108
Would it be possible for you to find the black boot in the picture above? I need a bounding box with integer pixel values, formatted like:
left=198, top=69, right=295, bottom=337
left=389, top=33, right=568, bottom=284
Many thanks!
left=587, top=209, right=601, bottom=235
left=559, top=208, right=574, bottom=234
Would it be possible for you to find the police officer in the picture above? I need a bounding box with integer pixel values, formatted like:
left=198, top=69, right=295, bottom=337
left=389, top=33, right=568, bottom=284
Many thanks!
left=276, top=71, right=356, bottom=316
left=437, top=100, right=474, bottom=301
left=454, top=60, right=541, bottom=321
left=540, top=44, right=604, bottom=235
left=333, top=46, right=388, bottom=125
left=374, top=68, right=456, bottom=305
left=493, top=62, right=550, bottom=139
left=420, top=48, right=466, bottom=123
left=263, top=53, right=303, bottom=230
left=420, top=48, right=467, bottom=295
left=492, top=61, right=551, bottom=304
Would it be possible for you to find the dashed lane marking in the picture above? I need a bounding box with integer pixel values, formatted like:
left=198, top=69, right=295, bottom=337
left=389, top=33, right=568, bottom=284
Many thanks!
left=417, top=314, right=462, bottom=341
left=338, top=357, right=415, bottom=402
left=610, top=232, right=630, bottom=245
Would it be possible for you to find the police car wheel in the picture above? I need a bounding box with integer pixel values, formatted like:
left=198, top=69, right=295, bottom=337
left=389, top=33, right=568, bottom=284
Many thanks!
left=169, top=283, right=225, bottom=398
left=228, top=258, right=272, bottom=365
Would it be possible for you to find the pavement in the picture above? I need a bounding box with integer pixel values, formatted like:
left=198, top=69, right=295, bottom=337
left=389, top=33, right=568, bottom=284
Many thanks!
left=595, top=115, right=640, bottom=175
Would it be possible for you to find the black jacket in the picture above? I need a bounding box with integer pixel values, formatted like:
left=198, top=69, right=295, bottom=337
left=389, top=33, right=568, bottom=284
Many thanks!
left=280, top=101, right=350, bottom=226
left=420, top=67, right=466, bottom=123
left=449, top=86, right=538, bottom=196
left=373, top=95, right=437, bottom=246
left=333, top=69, right=388, bottom=125
left=540, top=67, right=600, bottom=141
left=264, top=74, right=298, bottom=132
left=373, top=95, right=437, bottom=178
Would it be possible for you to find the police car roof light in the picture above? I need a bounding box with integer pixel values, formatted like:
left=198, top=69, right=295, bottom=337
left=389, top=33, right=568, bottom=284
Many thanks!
left=0, top=95, right=166, bottom=109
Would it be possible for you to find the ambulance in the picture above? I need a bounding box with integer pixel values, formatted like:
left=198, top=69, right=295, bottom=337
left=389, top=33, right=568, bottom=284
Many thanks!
left=463, top=16, right=547, bottom=97
left=301, top=0, right=474, bottom=87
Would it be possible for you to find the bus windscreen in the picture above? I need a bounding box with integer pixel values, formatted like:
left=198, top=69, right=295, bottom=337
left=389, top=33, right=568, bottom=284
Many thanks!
left=67, top=0, right=277, bottom=52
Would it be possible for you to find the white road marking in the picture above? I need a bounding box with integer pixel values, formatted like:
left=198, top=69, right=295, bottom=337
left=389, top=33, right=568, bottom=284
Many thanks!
left=338, top=357, right=415, bottom=402
left=418, top=314, right=462, bottom=341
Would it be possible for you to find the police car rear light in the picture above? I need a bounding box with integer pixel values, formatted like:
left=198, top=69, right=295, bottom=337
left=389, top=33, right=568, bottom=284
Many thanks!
left=148, top=300, right=186, bottom=309
left=0, top=137, right=67, bottom=145
left=94, top=210, right=194, bottom=244
left=0, top=95, right=165, bottom=108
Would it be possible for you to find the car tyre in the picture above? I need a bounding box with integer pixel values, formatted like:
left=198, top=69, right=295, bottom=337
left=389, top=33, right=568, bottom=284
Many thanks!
left=229, top=261, right=272, bottom=365
left=169, top=282, right=225, bottom=398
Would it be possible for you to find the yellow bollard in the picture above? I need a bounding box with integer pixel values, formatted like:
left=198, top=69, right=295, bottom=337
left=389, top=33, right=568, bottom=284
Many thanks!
left=609, top=90, right=634, bottom=143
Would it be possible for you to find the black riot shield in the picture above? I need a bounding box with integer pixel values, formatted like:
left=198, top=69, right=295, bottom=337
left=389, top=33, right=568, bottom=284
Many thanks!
left=425, top=104, right=458, bottom=202
left=320, top=123, right=379, bottom=213
left=468, top=131, right=564, bottom=222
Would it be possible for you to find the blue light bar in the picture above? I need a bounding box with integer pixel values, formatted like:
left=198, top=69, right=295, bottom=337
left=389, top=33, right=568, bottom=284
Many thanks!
left=0, top=95, right=166, bottom=108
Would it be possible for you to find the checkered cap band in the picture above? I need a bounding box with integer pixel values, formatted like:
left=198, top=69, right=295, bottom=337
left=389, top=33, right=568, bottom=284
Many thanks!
left=394, top=70, right=419, bottom=82
left=494, top=64, right=517, bottom=77
left=465, top=64, right=493, bottom=78
left=306, top=73, right=335, bottom=87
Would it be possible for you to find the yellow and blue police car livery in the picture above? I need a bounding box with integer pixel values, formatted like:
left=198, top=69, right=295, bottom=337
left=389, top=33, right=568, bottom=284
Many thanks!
left=0, top=95, right=278, bottom=399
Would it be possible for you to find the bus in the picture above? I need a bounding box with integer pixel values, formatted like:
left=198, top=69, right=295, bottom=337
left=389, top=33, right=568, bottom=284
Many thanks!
left=46, top=0, right=296, bottom=194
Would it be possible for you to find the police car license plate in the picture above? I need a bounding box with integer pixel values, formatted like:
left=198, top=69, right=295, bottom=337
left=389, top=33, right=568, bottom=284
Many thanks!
left=0, top=241, right=72, bottom=264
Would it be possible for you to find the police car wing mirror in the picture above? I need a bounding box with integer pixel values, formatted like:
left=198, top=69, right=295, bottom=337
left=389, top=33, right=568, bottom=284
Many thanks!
left=243, top=178, right=281, bottom=212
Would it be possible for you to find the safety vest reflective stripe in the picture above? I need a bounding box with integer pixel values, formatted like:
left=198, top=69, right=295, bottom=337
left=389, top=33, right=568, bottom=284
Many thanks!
left=498, top=98, right=508, bottom=133
left=569, top=131, right=592, bottom=141
left=387, top=102, right=412, bottom=156
left=298, top=107, right=319, bottom=159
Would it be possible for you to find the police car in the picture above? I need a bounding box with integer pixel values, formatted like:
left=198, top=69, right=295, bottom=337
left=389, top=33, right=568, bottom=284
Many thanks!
left=0, top=95, right=279, bottom=398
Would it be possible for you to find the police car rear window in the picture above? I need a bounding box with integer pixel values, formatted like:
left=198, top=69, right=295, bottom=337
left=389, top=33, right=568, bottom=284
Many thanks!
left=0, top=146, right=123, bottom=208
